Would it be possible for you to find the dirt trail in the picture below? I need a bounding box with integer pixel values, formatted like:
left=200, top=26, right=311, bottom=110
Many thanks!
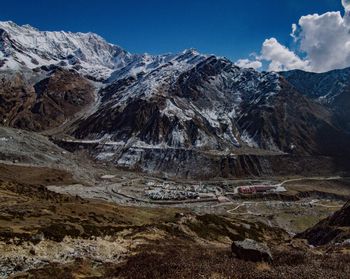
left=277, top=176, right=342, bottom=186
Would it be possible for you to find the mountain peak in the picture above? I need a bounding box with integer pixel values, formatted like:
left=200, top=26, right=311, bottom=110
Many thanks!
left=182, top=48, right=199, bottom=55
left=0, top=21, right=212, bottom=82
left=0, top=20, right=39, bottom=33
left=0, top=21, right=133, bottom=80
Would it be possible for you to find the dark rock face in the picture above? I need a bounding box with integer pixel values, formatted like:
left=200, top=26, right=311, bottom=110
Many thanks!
left=231, top=239, right=273, bottom=262
left=237, top=78, right=346, bottom=156
left=74, top=98, right=169, bottom=143
left=297, top=201, right=350, bottom=246
left=280, top=68, right=350, bottom=101
left=332, top=86, right=350, bottom=132
left=0, top=68, right=94, bottom=131
left=281, top=68, right=350, bottom=134
left=329, top=201, right=350, bottom=227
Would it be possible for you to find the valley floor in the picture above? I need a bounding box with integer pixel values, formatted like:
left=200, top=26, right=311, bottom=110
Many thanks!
left=0, top=126, right=350, bottom=278
left=1, top=161, right=350, bottom=278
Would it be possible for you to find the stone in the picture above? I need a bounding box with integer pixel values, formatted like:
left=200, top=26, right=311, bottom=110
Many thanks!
left=231, top=239, right=273, bottom=262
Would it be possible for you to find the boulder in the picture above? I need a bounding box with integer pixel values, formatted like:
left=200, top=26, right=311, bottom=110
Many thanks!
left=231, top=239, right=273, bottom=262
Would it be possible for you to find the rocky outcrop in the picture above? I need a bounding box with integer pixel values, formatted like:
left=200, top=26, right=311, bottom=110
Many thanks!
left=231, top=239, right=273, bottom=262
left=297, top=201, right=350, bottom=246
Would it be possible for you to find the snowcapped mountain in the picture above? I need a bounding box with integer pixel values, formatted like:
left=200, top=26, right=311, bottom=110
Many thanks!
left=73, top=53, right=349, bottom=161
left=1, top=21, right=350, bottom=177
left=0, top=21, right=210, bottom=82
left=73, top=55, right=282, bottom=152
left=0, top=21, right=133, bottom=80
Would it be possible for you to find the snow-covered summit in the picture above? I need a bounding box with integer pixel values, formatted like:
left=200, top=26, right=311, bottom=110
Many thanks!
left=0, top=21, right=215, bottom=82
left=0, top=21, right=133, bottom=79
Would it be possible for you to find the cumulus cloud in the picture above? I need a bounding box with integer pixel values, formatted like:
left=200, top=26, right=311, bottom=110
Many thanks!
left=238, top=0, right=350, bottom=72
left=260, top=38, right=310, bottom=71
left=296, top=10, right=350, bottom=72
left=235, top=58, right=262, bottom=70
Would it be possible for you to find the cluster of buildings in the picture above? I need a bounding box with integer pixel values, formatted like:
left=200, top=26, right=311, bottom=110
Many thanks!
left=145, top=181, right=222, bottom=201
left=237, top=185, right=286, bottom=195
left=143, top=180, right=287, bottom=201
left=146, top=189, right=199, bottom=200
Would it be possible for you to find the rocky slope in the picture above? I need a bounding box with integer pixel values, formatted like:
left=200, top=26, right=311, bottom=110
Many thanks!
left=1, top=164, right=350, bottom=278
left=281, top=68, right=350, bottom=133
left=0, top=67, right=95, bottom=131
left=298, top=200, right=350, bottom=246
left=69, top=55, right=350, bottom=176
left=280, top=68, right=350, bottom=103
left=73, top=55, right=350, bottom=155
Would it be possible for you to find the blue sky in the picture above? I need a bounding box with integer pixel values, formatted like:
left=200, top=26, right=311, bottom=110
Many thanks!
left=0, top=0, right=344, bottom=62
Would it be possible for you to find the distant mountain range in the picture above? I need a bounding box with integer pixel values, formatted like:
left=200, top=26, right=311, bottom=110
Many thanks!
left=1, top=21, right=350, bottom=177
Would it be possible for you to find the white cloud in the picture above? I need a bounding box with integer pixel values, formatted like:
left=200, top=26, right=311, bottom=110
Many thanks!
left=260, top=38, right=310, bottom=71
left=290, top=23, right=298, bottom=41
left=238, top=0, right=350, bottom=73
left=342, top=0, right=350, bottom=11
left=235, top=58, right=262, bottom=70
left=296, top=10, right=350, bottom=72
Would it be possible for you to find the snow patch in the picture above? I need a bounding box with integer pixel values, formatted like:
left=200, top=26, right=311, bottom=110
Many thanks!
left=240, top=130, right=259, bottom=148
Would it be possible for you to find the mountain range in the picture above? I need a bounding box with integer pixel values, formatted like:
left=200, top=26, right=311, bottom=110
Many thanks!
left=1, top=21, right=350, bottom=178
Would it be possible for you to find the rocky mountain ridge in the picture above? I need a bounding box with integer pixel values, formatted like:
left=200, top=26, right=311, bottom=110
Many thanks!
left=1, top=21, right=350, bottom=177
